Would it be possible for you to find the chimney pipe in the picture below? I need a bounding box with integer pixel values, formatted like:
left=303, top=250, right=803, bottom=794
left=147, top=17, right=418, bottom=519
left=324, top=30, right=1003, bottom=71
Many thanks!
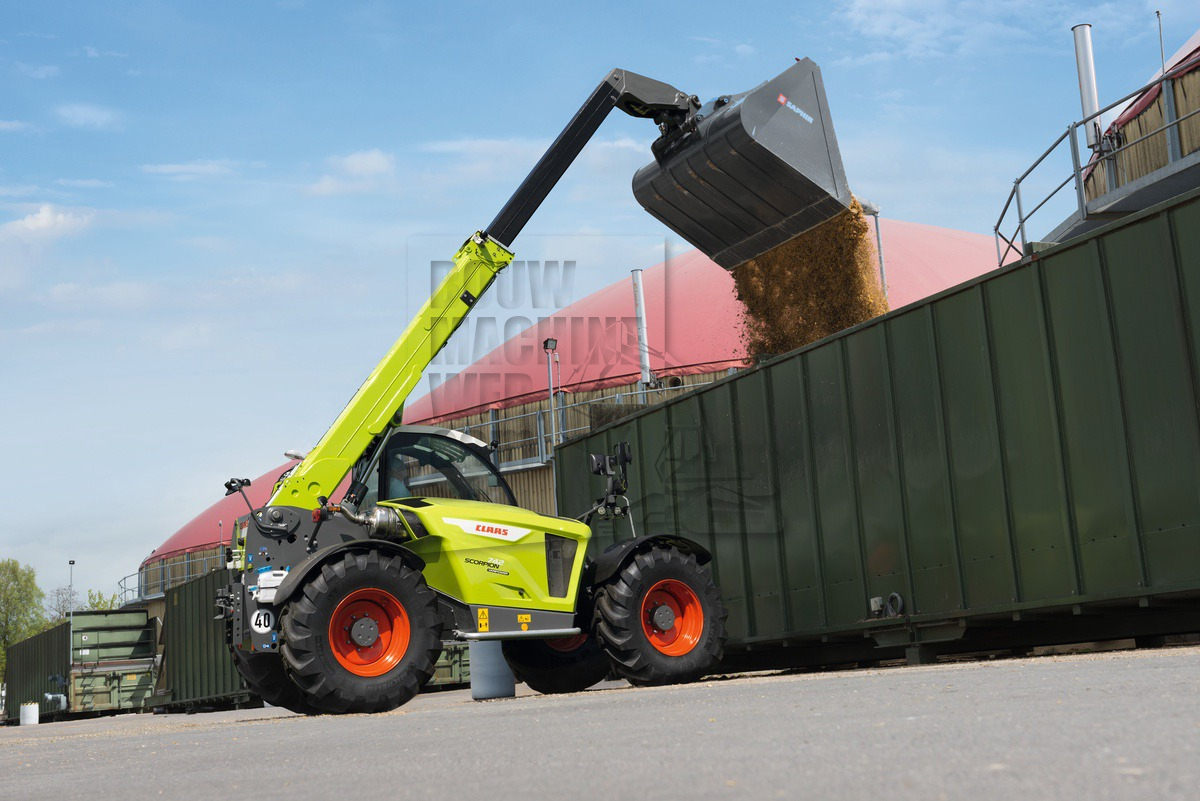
left=1072, top=23, right=1102, bottom=148
left=631, top=268, right=654, bottom=389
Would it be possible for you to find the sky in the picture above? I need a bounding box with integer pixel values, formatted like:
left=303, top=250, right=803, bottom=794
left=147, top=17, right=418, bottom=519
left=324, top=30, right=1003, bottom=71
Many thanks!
left=3, top=0, right=1200, bottom=598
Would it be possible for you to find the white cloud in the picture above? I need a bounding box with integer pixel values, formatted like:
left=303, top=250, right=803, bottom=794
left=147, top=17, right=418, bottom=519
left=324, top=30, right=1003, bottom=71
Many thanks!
left=56, top=103, right=122, bottom=130
left=0, top=120, right=31, bottom=131
left=0, top=184, right=41, bottom=197
left=0, top=204, right=94, bottom=240
left=306, top=149, right=397, bottom=195
left=141, top=159, right=237, bottom=180
left=734, top=43, right=757, bottom=57
left=47, top=281, right=156, bottom=310
left=83, top=46, right=128, bottom=58
left=159, top=320, right=215, bottom=350
left=56, top=178, right=113, bottom=188
left=15, top=62, right=59, bottom=79
left=329, top=149, right=394, bottom=177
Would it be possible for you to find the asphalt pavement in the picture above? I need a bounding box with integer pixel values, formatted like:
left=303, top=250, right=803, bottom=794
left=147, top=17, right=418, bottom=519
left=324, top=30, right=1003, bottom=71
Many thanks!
left=2, top=645, right=1197, bottom=801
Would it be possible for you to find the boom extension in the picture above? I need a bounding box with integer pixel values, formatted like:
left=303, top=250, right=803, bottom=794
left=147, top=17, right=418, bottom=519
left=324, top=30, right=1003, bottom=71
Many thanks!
left=266, top=69, right=701, bottom=512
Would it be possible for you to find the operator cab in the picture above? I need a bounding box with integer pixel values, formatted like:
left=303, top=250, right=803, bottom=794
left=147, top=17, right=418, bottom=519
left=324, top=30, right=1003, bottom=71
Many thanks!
left=362, top=426, right=516, bottom=508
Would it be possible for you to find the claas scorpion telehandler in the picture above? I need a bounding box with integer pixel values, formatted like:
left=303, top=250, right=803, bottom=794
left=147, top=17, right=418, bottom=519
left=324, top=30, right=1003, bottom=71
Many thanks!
left=218, top=58, right=851, bottom=713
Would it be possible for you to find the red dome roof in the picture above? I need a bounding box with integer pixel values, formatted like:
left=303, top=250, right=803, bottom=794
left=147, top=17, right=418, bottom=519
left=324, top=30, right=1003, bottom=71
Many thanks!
left=404, top=217, right=998, bottom=424
left=151, top=217, right=998, bottom=562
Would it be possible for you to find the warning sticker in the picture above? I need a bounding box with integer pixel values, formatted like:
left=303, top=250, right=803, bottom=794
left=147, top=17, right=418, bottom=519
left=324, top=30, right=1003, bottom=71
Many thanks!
left=517, top=614, right=531, bottom=623
left=477, top=608, right=490, bottom=632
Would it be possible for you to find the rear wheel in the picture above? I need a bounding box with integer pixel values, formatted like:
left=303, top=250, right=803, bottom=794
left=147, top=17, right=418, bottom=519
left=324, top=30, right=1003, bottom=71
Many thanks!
left=593, top=547, right=726, bottom=686
left=281, top=550, right=442, bottom=714
left=501, top=633, right=610, bottom=694
left=231, top=648, right=323, bottom=715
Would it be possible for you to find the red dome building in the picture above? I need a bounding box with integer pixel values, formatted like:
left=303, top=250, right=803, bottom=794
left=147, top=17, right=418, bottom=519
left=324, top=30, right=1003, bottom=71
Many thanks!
left=139, top=218, right=1000, bottom=594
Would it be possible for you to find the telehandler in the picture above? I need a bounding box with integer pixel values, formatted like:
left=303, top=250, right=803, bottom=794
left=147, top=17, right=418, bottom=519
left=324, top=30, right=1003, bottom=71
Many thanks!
left=219, top=58, right=850, bottom=713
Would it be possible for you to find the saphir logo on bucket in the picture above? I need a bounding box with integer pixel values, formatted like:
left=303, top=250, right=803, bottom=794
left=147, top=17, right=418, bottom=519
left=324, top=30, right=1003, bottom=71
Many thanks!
left=776, top=93, right=814, bottom=123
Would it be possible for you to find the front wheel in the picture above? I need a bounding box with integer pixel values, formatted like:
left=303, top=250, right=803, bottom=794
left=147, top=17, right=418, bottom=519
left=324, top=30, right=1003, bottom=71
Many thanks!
left=280, top=550, right=443, bottom=714
left=230, top=648, right=323, bottom=715
left=501, top=634, right=610, bottom=694
left=593, top=547, right=727, bottom=686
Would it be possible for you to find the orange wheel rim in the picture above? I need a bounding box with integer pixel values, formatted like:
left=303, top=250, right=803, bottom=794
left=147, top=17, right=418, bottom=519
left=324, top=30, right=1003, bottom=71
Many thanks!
left=545, top=633, right=589, bottom=653
left=328, top=588, right=411, bottom=677
left=640, top=579, right=703, bottom=656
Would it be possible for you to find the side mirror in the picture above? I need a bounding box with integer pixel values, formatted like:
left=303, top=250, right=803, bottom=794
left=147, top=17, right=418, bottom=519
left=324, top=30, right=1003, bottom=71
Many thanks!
left=616, top=441, right=633, bottom=467
left=588, top=453, right=611, bottom=476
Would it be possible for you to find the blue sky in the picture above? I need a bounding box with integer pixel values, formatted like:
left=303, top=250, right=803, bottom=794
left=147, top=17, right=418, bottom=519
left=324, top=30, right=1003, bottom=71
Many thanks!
left=3, top=0, right=1199, bottom=596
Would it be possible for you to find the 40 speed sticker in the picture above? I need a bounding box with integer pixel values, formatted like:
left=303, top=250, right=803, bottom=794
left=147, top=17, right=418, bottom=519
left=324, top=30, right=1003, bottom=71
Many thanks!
left=250, top=608, right=276, bottom=634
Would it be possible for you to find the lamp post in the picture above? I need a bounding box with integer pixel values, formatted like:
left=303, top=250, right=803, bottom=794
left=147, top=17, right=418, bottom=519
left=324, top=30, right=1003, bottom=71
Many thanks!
left=68, top=560, right=75, bottom=667
left=543, top=337, right=558, bottom=451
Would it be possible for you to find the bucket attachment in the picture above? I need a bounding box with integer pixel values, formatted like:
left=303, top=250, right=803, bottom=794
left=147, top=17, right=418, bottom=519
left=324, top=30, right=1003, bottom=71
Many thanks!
left=631, top=58, right=851, bottom=270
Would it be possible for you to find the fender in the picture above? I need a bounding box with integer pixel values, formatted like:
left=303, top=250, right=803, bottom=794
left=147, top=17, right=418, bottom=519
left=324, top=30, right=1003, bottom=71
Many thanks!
left=269, top=540, right=426, bottom=608
left=591, top=535, right=712, bottom=587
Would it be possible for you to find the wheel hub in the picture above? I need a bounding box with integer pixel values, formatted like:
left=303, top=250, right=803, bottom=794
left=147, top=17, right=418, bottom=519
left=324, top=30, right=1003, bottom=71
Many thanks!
left=650, top=604, right=676, bottom=631
left=350, top=617, right=380, bottom=647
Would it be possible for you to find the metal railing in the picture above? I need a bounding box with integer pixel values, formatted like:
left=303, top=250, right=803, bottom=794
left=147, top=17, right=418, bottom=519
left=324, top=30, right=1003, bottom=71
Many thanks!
left=995, top=52, right=1200, bottom=266
left=456, top=376, right=725, bottom=471
left=117, top=552, right=226, bottom=607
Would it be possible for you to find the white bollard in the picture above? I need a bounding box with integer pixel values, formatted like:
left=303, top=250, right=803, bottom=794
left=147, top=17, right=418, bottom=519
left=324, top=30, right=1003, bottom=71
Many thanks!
left=19, top=702, right=39, bottom=725
left=468, top=640, right=515, bottom=700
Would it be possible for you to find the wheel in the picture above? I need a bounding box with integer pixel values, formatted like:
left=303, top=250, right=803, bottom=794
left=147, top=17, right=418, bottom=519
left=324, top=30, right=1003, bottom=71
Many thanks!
left=501, top=633, right=611, bottom=694
left=280, top=550, right=443, bottom=714
left=593, top=547, right=727, bottom=686
left=230, top=648, right=323, bottom=715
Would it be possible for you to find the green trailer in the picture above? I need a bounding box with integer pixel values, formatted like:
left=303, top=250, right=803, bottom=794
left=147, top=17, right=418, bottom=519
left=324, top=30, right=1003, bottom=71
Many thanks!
left=557, top=187, right=1200, bottom=667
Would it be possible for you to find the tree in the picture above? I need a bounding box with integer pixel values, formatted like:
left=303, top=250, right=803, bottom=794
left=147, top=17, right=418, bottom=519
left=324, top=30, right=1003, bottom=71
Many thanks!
left=86, top=589, right=119, bottom=611
left=44, top=585, right=79, bottom=626
left=0, top=559, right=47, bottom=680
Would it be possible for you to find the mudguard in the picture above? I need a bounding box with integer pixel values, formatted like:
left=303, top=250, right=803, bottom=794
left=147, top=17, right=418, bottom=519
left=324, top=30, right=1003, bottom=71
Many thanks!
left=269, top=539, right=426, bottom=608
left=591, top=535, right=712, bottom=587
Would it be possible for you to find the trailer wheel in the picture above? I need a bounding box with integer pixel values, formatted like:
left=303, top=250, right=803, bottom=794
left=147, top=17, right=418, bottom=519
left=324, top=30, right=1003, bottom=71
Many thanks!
left=280, top=550, right=442, bottom=714
left=593, top=547, right=726, bottom=686
left=231, top=648, right=323, bottom=715
left=501, top=633, right=610, bottom=694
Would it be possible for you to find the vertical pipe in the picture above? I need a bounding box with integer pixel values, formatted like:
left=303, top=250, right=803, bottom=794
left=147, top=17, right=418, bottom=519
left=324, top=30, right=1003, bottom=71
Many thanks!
left=631, top=268, right=653, bottom=399
left=545, top=348, right=557, bottom=452
left=68, top=560, right=74, bottom=671
left=1073, top=24, right=1102, bottom=149
left=871, top=212, right=888, bottom=299
left=1014, top=181, right=1028, bottom=252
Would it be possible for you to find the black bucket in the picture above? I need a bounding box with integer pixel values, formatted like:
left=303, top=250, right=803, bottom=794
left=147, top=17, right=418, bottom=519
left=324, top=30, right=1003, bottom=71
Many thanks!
left=631, top=58, right=851, bottom=270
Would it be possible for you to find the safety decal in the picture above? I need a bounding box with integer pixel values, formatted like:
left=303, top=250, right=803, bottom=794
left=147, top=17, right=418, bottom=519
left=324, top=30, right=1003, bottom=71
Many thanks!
left=477, top=608, right=490, bottom=632
left=517, top=614, right=531, bottom=623
left=443, top=517, right=532, bottom=542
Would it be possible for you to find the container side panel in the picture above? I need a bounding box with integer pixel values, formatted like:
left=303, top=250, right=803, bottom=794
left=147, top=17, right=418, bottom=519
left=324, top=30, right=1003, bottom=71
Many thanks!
left=766, top=358, right=825, bottom=630
left=732, top=370, right=787, bottom=637
left=700, top=383, right=751, bottom=638
left=666, top=396, right=719, bottom=568
left=1041, top=242, right=1142, bottom=594
left=934, top=288, right=1015, bottom=607
left=888, top=307, right=962, bottom=614
left=1103, top=215, right=1200, bottom=587
left=985, top=268, right=1075, bottom=601
left=844, top=327, right=911, bottom=606
left=805, top=345, right=866, bottom=625
left=634, top=412, right=672, bottom=536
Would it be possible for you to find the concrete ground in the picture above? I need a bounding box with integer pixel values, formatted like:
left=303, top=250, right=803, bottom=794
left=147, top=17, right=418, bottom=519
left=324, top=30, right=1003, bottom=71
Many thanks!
left=2, top=644, right=1197, bottom=801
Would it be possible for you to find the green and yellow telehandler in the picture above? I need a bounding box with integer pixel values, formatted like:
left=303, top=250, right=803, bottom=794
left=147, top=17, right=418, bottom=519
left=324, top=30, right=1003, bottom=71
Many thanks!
left=220, top=57, right=851, bottom=713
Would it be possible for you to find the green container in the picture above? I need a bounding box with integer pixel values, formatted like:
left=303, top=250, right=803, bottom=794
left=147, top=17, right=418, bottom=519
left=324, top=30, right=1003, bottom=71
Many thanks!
left=4, top=623, right=70, bottom=721
left=427, top=643, right=470, bottom=689
left=71, top=660, right=155, bottom=712
left=557, top=188, right=1200, bottom=663
left=159, top=569, right=251, bottom=710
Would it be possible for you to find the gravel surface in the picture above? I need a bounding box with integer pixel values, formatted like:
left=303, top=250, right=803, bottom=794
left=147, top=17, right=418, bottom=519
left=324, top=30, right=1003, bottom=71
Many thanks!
left=2, top=645, right=1197, bottom=800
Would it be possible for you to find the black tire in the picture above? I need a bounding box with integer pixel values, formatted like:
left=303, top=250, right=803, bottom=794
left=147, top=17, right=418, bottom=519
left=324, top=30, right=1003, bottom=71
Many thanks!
left=230, top=648, right=324, bottom=715
left=280, top=550, right=443, bottom=714
left=593, top=547, right=727, bottom=686
left=501, top=634, right=611, bottom=694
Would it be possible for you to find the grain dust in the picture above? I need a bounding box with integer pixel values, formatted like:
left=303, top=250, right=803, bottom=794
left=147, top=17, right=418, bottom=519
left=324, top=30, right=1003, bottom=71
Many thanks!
left=732, top=199, right=888, bottom=358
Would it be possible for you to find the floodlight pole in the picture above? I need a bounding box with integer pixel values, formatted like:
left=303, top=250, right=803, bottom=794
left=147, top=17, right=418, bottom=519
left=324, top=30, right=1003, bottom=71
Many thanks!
left=68, top=559, right=75, bottom=668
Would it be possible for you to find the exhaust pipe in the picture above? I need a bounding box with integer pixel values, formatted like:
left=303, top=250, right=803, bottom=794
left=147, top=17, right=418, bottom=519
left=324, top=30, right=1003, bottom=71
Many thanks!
left=1072, top=23, right=1102, bottom=149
